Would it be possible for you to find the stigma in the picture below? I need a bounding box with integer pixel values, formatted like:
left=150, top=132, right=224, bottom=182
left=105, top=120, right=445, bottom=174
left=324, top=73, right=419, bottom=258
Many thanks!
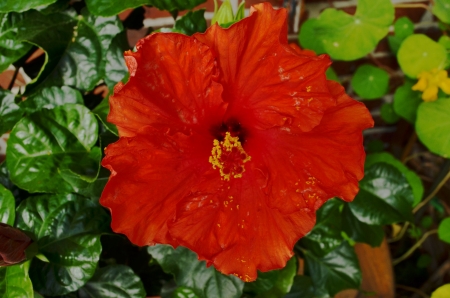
left=209, top=132, right=251, bottom=181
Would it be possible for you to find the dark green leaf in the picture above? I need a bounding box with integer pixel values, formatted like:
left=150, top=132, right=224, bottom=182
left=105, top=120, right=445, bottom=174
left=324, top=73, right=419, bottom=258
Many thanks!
left=148, top=244, right=244, bottom=298
left=6, top=104, right=101, bottom=193
left=398, top=34, right=447, bottom=78
left=380, top=103, right=400, bottom=124
left=174, top=9, right=207, bottom=35
left=298, top=19, right=325, bottom=54
left=349, top=163, right=414, bottom=225
left=387, top=35, right=402, bottom=55
left=393, top=79, right=422, bottom=124
left=78, top=265, right=146, bottom=298
left=351, top=64, right=389, bottom=100
left=301, top=199, right=343, bottom=256
left=365, top=152, right=423, bottom=206
left=308, top=0, right=394, bottom=60
left=0, top=89, right=22, bottom=135
left=104, top=31, right=128, bottom=90
left=0, top=0, right=57, bottom=12
left=244, top=257, right=296, bottom=297
left=325, top=67, right=339, bottom=83
left=20, top=86, right=83, bottom=114
left=86, top=0, right=206, bottom=16
left=342, top=204, right=384, bottom=247
left=16, top=193, right=108, bottom=295
left=304, top=242, right=361, bottom=296
left=0, top=12, right=32, bottom=72
left=0, top=184, right=14, bottom=225
left=93, top=96, right=118, bottom=135
left=172, top=287, right=200, bottom=298
left=438, top=217, right=450, bottom=244
left=285, top=275, right=329, bottom=298
left=394, top=17, right=414, bottom=39
left=416, top=98, right=450, bottom=158
left=0, top=263, right=34, bottom=298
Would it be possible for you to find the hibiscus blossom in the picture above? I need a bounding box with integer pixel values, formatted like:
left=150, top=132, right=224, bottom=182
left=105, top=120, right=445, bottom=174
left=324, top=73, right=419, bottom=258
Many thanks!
left=100, top=3, right=373, bottom=281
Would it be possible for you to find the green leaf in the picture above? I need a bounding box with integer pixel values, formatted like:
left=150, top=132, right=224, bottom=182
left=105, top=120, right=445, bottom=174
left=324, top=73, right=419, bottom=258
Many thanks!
left=284, top=276, right=317, bottom=298
left=0, top=12, right=32, bottom=73
left=394, top=16, right=414, bottom=39
left=20, top=86, right=83, bottom=114
left=0, top=0, right=57, bottom=13
left=393, top=79, right=422, bottom=123
left=432, top=284, right=450, bottom=298
left=301, top=199, right=343, bottom=257
left=380, top=103, right=400, bottom=124
left=174, top=9, right=207, bottom=35
left=78, top=265, right=146, bottom=298
left=212, top=0, right=234, bottom=26
left=342, top=204, right=384, bottom=247
left=433, top=0, right=450, bottom=24
left=0, top=263, right=34, bottom=298
left=0, top=184, right=15, bottom=225
left=16, top=193, right=108, bottom=295
left=325, top=67, right=340, bottom=83
left=0, top=89, right=22, bottom=135
left=310, top=0, right=394, bottom=60
left=104, top=31, right=128, bottom=90
left=85, top=0, right=206, bottom=16
left=298, top=19, right=325, bottom=54
left=173, top=287, right=200, bottom=298
left=398, top=34, right=448, bottom=78
left=349, top=163, right=414, bottom=225
left=148, top=244, right=244, bottom=298
left=351, top=64, right=389, bottom=100
left=416, top=98, right=450, bottom=158
left=244, top=257, right=296, bottom=297
left=93, top=96, right=118, bottom=135
left=365, top=152, right=424, bottom=206
left=438, top=217, right=450, bottom=244
left=303, top=242, right=361, bottom=296
left=6, top=104, right=101, bottom=193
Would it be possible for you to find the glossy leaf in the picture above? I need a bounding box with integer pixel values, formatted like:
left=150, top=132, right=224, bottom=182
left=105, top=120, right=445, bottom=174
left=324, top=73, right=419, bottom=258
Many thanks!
left=0, top=263, right=33, bottom=298
left=284, top=276, right=316, bottom=298
left=438, top=217, right=450, bottom=244
left=342, top=204, right=384, bottom=247
left=301, top=199, right=343, bottom=256
left=172, top=287, right=200, bottom=298
left=174, top=9, right=207, bottom=35
left=86, top=0, right=206, bottom=16
left=433, top=0, right=450, bottom=24
left=351, top=64, right=389, bottom=99
left=0, top=185, right=14, bottom=225
left=380, top=103, right=400, bottom=124
left=393, top=79, right=422, bottom=123
left=349, top=163, right=414, bottom=225
left=104, top=31, right=128, bottom=90
left=298, top=19, right=325, bottom=54
left=20, top=86, right=83, bottom=114
left=0, top=0, right=57, bottom=12
left=148, top=244, right=244, bottom=298
left=416, top=98, right=450, bottom=158
left=0, top=13, right=32, bottom=73
left=6, top=104, right=101, bottom=193
left=244, top=257, right=297, bottom=297
left=398, top=34, right=447, bottom=78
left=303, top=242, right=361, bottom=296
left=93, top=96, right=118, bottom=135
left=0, top=89, right=22, bottom=135
left=16, top=193, right=108, bottom=295
left=366, top=152, right=423, bottom=206
left=309, top=0, right=394, bottom=60
left=17, top=10, right=103, bottom=94
left=78, top=265, right=146, bottom=298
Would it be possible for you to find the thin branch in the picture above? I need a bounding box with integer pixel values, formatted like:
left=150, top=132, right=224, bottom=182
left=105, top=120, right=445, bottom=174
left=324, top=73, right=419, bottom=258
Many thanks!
left=392, top=229, right=438, bottom=266
left=413, top=168, right=450, bottom=214
left=396, top=284, right=429, bottom=298
left=387, top=222, right=410, bottom=243
left=394, top=3, right=431, bottom=11
left=401, top=132, right=417, bottom=163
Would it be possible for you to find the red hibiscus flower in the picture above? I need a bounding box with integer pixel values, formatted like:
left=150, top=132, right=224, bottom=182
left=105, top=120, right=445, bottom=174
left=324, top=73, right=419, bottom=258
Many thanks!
left=0, top=223, right=32, bottom=267
left=100, top=3, right=373, bottom=281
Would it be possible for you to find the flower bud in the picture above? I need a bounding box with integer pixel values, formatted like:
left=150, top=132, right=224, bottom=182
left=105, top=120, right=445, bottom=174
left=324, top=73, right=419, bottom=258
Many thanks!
left=0, top=223, right=32, bottom=267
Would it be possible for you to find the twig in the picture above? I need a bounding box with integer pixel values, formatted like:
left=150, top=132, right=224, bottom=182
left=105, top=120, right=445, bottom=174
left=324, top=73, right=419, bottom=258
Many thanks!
left=396, top=284, right=429, bottom=298
left=401, top=132, right=417, bottom=163
left=368, top=53, right=397, bottom=76
left=387, top=222, right=410, bottom=243
left=7, top=66, right=20, bottom=90
left=411, top=259, right=450, bottom=298
left=392, top=229, right=438, bottom=266
left=394, top=3, right=431, bottom=11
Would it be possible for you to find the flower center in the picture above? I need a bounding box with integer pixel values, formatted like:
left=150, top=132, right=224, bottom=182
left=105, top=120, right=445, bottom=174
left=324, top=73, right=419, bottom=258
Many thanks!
left=209, top=132, right=251, bottom=181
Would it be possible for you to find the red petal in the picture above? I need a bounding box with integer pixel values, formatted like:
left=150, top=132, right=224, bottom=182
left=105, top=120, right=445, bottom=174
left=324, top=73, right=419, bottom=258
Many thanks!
left=247, top=81, right=373, bottom=214
left=108, top=33, right=225, bottom=137
left=100, top=126, right=215, bottom=246
left=0, top=223, right=31, bottom=266
left=194, top=3, right=334, bottom=132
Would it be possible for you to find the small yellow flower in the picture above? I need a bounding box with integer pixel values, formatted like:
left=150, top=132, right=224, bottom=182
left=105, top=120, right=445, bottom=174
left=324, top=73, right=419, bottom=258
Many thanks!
left=412, top=69, right=450, bottom=102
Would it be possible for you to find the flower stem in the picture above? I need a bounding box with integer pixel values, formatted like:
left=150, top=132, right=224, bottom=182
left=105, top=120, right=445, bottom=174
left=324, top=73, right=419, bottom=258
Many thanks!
left=393, top=3, right=431, bottom=11
left=413, top=160, right=450, bottom=214
left=392, top=229, right=438, bottom=266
